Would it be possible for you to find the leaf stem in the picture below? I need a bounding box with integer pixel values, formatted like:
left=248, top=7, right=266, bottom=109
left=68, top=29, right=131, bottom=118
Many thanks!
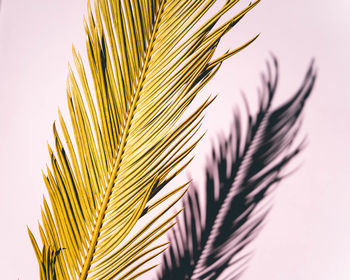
left=79, top=1, right=167, bottom=278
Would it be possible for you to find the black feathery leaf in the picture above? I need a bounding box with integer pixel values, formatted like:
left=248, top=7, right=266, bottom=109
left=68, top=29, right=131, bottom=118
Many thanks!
left=156, top=57, right=317, bottom=280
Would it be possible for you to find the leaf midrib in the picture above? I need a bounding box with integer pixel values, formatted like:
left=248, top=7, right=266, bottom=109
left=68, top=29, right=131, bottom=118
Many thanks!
left=79, top=1, right=167, bottom=279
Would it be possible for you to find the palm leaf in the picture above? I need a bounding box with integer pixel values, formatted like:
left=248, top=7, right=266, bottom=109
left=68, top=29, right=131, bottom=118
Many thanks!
left=157, top=57, right=317, bottom=280
left=28, top=0, right=260, bottom=279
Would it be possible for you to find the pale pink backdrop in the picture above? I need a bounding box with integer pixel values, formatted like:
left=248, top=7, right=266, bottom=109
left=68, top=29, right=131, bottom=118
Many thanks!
left=0, top=0, right=349, bottom=279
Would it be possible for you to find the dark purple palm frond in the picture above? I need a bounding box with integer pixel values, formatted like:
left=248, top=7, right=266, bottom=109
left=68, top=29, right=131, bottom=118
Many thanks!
left=156, top=57, right=317, bottom=280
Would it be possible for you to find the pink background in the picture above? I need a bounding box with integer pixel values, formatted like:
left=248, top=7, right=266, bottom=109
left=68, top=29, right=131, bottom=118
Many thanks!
left=1, top=0, right=350, bottom=279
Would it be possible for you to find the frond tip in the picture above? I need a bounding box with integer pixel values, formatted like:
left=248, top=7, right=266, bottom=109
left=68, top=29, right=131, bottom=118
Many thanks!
left=157, top=57, right=317, bottom=280
left=28, top=0, right=260, bottom=279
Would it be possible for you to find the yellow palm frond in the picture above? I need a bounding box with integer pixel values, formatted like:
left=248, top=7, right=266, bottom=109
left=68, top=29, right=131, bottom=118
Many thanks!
left=28, top=0, right=260, bottom=279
